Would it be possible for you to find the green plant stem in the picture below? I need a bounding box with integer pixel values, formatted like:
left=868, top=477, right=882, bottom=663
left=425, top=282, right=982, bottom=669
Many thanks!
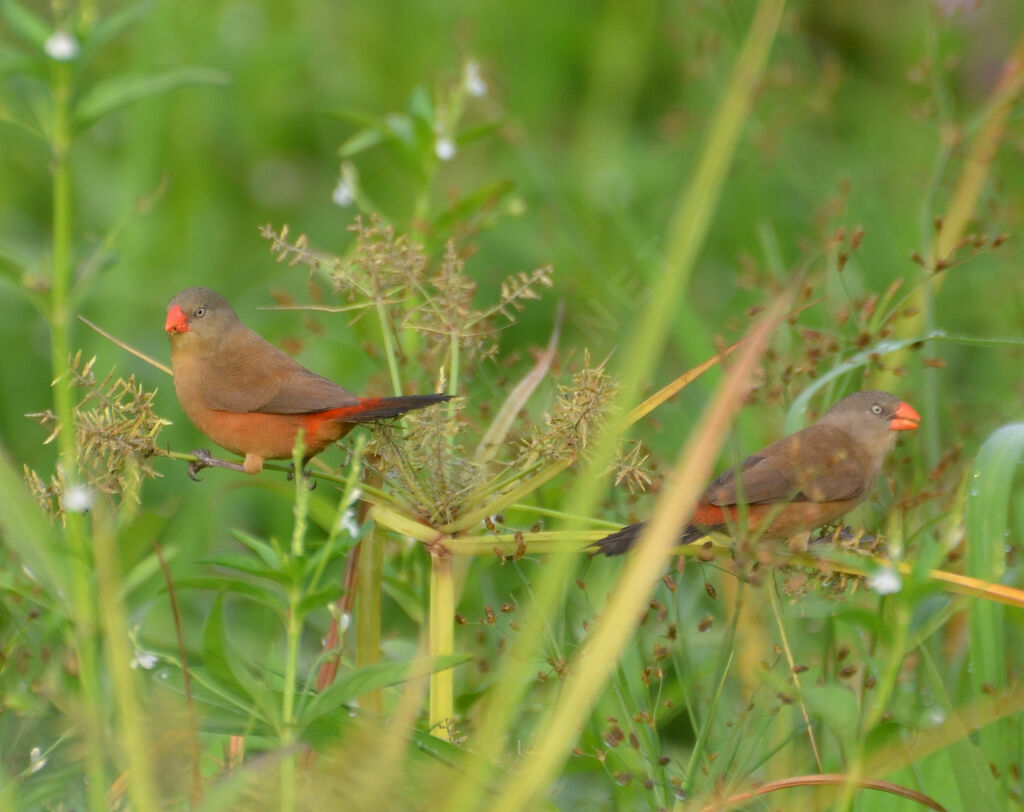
left=291, top=431, right=309, bottom=556
left=356, top=524, right=385, bottom=713
left=460, top=459, right=547, bottom=506
left=281, top=433, right=313, bottom=811
left=376, top=298, right=403, bottom=396
left=411, top=188, right=431, bottom=243
left=838, top=599, right=911, bottom=812
left=441, top=460, right=570, bottom=534
left=448, top=332, right=460, bottom=396
left=306, top=440, right=366, bottom=595
left=507, top=503, right=621, bottom=527
left=50, top=57, right=108, bottom=811
left=280, top=588, right=301, bottom=812
left=428, top=550, right=455, bottom=738
left=93, top=504, right=158, bottom=812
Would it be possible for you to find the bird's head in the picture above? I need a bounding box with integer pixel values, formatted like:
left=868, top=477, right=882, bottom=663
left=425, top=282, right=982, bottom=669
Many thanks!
left=820, top=389, right=920, bottom=454
left=165, top=287, right=239, bottom=347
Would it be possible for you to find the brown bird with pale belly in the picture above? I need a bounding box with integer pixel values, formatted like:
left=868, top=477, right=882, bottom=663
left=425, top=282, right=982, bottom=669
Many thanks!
left=593, top=390, right=920, bottom=556
left=165, top=286, right=451, bottom=476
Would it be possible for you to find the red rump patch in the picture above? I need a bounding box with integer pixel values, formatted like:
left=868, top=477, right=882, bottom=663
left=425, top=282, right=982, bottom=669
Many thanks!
left=306, top=394, right=451, bottom=424
left=692, top=504, right=729, bottom=527
left=314, top=399, right=395, bottom=421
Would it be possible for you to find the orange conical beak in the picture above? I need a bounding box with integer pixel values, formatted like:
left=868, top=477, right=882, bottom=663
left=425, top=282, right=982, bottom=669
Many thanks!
left=165, top=305, right=188, bottom=334
left=890, top=401, right=920, bottom=431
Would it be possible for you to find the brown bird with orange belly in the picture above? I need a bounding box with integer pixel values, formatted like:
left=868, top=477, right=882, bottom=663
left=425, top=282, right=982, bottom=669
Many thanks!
left=165, top=286, right=450, bottom=476
left=593, top=390, right=920, bottom=556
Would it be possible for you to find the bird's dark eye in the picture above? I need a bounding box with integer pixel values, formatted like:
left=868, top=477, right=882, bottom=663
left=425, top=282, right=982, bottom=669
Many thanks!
left=194, top=307, right=206, bottom=318
left=870, top=404, right=883, bottom=415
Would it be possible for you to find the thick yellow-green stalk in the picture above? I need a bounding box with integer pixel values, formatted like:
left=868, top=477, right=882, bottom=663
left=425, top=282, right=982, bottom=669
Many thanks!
left=429, top=550, right=455, bottom=737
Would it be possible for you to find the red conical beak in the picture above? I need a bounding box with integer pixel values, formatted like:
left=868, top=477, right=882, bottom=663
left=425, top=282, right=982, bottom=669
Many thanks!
left=889, top=401, right=920, bottom=431
left=165, top=305, right=189, bottom=334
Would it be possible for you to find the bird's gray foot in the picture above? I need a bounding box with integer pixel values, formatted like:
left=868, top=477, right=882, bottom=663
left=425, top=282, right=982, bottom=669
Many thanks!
left=188, top=449, right=247, bottom=480
left=286, top=463, right=317, bottom=489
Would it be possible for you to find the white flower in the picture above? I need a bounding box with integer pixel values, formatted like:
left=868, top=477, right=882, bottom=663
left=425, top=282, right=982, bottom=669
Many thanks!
left=44, top=30, right=80, bottom=61
left=339, top=612, right=352, bottom=632
left=29, top=746, right=47, bottom=774
left=338, top=507, right=360, bottom=537
left=130, top=649, right=159, bottom=670
left=63, top=484, right=94, bottom=514
left=332, top=179, right=353, bottom=207
left=435, top=137, right=456, bottom=161
left=463, top=60, right=487, bottom=97
left=867, top=567, right=903, bottom=596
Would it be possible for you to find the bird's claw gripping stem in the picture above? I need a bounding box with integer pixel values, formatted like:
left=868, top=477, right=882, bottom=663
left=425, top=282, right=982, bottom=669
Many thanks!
left=286, top=463, right=317, bottom=490
left=187, top=448, right=247, bottom=480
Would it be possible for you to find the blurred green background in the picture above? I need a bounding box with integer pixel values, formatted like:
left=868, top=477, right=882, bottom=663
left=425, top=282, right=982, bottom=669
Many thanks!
left=3, top=0, right=1022, bottom=476
left=2, top=0, right=1024, bottom=807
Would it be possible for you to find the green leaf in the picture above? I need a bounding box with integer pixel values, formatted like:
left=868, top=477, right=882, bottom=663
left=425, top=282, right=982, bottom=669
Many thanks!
left=965, top=422, right=1024, bottom=788
left=966, top=422, right=1024, bottom=692
left=407, top=84, right=434, bottom=125
left=947, top=737, right=1004, bottom=812
left=454, top=118, right=506, bottom=147
left=74, top=66, right=230, bottom=130
left=1, top=0, right=50, bottom=50
left=230, top=529, right=281, bottom=569
left=199, top=552, right=293, bottom=586
left=831, top=606, right=887, bottom=638
left=0, top=41, right=36, bottom=75
left=295, top=586, right=343, bottom=617
left=917, top=643, right=1004, bottom=810
left=324, top=106, right=379, bottom=128
left=174, top=576, right=285, bottom=611
left=802, top=685, right=859, bottom=752
left=200, top=595, right=280, bottom=728
left=301, top=654, right=470, bottom=731
left=384, top=112, right=415, bottom=146
left=0, top=241, right=29, bottom=279
left=431, top=179, right=514, bottom=232
left=83, top=0, right=154, bottom=52
left=0, top=447, right=71, bottom=615
left=338, top=125, right=386, bottom=158
left=382, top=573, right=425, bottom=624
left=201, top=595, right=252, bottom=703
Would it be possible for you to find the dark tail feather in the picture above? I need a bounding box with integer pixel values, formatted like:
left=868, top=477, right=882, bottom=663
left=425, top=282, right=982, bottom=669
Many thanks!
left=344, top=394, right=453, bottom=422
left=590, top=521, right=705, bottom=557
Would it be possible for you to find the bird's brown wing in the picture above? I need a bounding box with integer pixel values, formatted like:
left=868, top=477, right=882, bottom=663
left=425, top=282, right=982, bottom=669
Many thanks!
left=703, top=424, right=871, bottom=506
left=199, top=326, right=360, bottom=414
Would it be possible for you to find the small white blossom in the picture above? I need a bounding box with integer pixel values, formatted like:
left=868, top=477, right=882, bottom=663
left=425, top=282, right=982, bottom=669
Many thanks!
left=332, top=179, right=353, bottom=207
left=463, top=60, right=487, bottom=97
left=867, top=567, right=903, bottom=596
left=29, top=746, right=47, bottom=774
left=63, top=484, right=94, bottom=514
left=435, top=136, right=456, bottom=161
left=130, top=650, right=159, bottom=670
left=338, top=507, right=360, bottom=537
left=44, top=30, right=80, bottom=61
left=339, top=612, right=352, bottom=632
